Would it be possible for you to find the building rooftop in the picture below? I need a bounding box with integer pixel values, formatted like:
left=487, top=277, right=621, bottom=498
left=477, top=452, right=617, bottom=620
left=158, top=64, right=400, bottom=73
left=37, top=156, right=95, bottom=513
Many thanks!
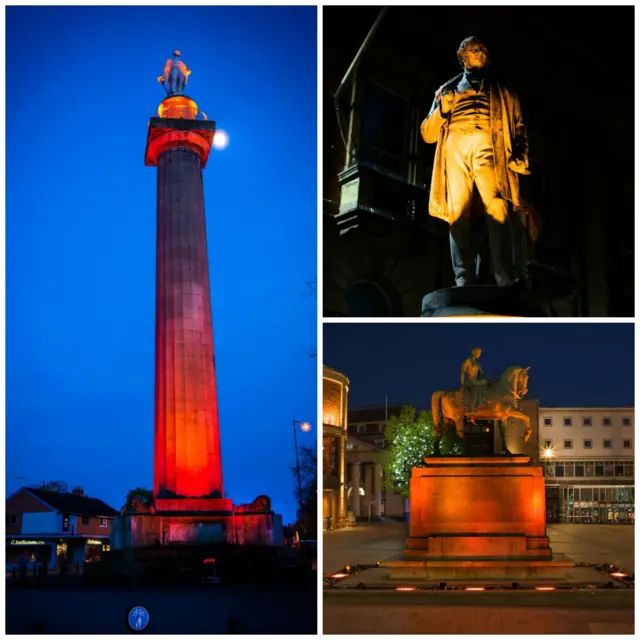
left=24, top=488, right=118, bottom=518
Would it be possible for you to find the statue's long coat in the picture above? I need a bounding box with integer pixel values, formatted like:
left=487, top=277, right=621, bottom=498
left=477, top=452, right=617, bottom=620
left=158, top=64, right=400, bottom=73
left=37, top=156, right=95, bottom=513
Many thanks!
left=420, top=73, right=529, bottom=225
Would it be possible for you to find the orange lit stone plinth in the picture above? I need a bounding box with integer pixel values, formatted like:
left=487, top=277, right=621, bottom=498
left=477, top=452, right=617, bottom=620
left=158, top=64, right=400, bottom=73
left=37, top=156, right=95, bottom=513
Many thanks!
left=382, top=456, right=573, bottom=580
left=145, top=97, right=216, bottom=168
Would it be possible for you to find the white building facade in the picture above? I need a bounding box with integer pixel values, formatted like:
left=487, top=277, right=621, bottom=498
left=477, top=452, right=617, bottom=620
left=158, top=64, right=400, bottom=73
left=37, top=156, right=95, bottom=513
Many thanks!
left=539, top=408, right=634, bottom=524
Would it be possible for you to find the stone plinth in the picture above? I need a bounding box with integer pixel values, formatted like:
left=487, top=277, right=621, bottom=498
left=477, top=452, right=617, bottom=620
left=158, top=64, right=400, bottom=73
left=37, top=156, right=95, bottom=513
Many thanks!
left=421, top=286, right=551, bottom=317
left=382, top=456, right=572, bottom=580
left=154, top=497, right=233, bottom=514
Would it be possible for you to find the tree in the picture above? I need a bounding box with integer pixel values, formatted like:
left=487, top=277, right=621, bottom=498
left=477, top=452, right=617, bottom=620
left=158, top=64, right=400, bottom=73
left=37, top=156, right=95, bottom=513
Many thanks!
left=382, top=404, right=466, bottom=498
left=291, top=445, right=317, bottom=537
left=124, top=487, right=153, bottom=511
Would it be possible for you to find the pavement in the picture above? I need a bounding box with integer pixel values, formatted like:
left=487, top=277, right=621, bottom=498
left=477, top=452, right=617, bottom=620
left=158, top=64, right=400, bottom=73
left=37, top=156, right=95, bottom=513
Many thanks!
left=323, top=520, right=635, bottom=634
left=324, top=520, right=635, bottom=574
left=6, top=579, right=317, bottom=634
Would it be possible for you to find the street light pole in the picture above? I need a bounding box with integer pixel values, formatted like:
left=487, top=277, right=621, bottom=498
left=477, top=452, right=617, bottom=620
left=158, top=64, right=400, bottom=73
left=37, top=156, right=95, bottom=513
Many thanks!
left=293, top=419, right=304, bottom=521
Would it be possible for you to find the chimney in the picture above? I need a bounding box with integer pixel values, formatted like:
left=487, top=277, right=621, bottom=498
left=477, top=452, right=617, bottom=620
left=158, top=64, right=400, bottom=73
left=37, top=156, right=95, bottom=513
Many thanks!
left=72, top=487, right=84, bottom=496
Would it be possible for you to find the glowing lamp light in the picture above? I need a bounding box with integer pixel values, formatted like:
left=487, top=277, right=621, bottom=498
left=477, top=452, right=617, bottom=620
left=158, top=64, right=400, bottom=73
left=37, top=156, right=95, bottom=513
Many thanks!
left=300, top=422, right=312, bottom=433
left=330, top=573, right=348, bottom=579
left=611, top=572, right=629, bottom=578
left=465, top=587, right=485, bottom=591
left=204, top=558, right=216, bottom=564
left=213, top=129, right=229, bottom=150
left=543, top=448, right=554, bottom=458
left=395, top=587, right=416, bottom=592
left=535, top=586, right=556, bottom=591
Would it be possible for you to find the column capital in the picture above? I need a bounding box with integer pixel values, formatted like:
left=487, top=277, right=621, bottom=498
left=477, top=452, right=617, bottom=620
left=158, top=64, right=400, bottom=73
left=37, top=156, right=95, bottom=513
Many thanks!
left=145, top=117, right=216, bottom=168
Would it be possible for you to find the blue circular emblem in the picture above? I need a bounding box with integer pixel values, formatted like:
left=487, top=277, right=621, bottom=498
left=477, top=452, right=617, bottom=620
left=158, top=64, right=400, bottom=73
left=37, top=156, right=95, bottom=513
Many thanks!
left=127, top=606, right=150, bottom=632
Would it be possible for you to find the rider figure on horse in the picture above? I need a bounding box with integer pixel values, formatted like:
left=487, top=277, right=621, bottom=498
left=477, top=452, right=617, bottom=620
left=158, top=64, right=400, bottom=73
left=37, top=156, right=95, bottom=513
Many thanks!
left=461, top=348, right=491, bottom=414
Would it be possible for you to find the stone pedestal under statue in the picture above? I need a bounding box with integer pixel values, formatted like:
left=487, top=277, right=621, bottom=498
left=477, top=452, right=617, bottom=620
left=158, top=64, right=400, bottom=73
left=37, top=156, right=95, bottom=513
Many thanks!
left=421, top=285, right=552, bottom=317
left=382, top=456, right=573, bottom=580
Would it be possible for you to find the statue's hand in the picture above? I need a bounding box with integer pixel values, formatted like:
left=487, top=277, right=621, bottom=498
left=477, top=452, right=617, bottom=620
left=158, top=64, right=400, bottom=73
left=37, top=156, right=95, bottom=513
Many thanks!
left=438, top=89, right=454, bottom=115
left=508, top=157, right=531, bottom=175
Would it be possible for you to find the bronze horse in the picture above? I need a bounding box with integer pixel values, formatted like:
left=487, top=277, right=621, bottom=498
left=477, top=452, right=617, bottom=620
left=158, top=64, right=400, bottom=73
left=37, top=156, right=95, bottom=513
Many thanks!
left=431, top=365, right=531, bottom=455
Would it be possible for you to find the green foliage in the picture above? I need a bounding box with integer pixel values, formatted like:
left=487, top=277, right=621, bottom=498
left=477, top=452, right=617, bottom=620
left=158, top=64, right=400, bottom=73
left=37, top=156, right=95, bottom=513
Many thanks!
left=383, top=405, right=436, bottom=498
left=125, top=487, right=153, bottom=510
left=438, top=431, right=467, bottom=456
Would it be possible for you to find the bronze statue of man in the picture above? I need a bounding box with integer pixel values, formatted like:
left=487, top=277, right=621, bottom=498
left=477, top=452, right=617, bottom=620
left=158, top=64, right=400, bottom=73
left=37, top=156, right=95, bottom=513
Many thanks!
left=420, top=37, right=530, bottom=288
left=461, top=347, right=490, bottom=412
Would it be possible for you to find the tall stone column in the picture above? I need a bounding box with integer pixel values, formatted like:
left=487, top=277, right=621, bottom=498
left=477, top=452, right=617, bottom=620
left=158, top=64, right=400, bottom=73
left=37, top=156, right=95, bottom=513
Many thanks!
left=337, top=433, right=346, bottom=521
left=145, top=93, right=231, bottom=513
left=373, top=462, right=382, bottom=518
left=351, top=461, right=361, bottom=517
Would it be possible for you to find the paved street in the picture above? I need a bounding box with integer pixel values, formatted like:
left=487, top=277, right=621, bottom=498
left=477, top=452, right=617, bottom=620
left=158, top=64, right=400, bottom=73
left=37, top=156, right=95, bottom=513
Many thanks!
left=324, top=591, right=634, bottom=634
left=324, top=520, right=634, bottom=574
left=323, top=521, right=634, bottom=634
left=6, top=580, right=317, bottom=634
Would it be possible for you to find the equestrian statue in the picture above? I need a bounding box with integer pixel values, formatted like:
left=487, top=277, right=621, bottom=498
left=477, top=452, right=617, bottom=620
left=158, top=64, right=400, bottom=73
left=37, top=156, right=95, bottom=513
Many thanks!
left=431, top=347, right=531, bottom=455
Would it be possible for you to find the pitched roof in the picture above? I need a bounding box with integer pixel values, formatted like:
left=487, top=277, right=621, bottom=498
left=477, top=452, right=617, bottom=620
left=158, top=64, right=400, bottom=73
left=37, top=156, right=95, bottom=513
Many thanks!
left=25, top=488, right=118, bottom=518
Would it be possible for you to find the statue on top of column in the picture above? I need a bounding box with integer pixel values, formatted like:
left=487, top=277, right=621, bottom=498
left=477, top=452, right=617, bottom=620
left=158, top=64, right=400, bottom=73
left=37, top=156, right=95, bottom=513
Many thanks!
left=158, top=50, right=192, bottom=96
left=420, top=37, right=537, bottom=289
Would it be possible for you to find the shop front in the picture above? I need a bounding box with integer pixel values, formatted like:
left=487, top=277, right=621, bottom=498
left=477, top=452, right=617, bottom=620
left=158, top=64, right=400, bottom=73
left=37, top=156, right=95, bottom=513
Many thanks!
left=560, top=485, right=635, bottom=524
left=7, top=538, right=54, bottom=568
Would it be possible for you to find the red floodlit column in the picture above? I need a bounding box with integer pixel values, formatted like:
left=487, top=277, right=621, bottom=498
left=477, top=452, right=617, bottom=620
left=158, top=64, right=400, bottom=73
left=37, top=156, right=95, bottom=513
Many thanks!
left=145, top=97, right=225, bottom=501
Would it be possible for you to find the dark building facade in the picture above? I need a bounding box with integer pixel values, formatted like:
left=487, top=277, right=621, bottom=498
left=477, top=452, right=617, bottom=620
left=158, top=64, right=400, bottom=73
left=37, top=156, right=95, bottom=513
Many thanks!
left=324, top=6, right=633, bottom=317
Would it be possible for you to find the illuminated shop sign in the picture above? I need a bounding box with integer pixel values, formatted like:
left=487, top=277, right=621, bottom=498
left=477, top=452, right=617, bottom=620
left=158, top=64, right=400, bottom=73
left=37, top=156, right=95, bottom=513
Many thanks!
left=86, top=539, right=104, bottom=545
left=10, top=539, right=46, bottom=545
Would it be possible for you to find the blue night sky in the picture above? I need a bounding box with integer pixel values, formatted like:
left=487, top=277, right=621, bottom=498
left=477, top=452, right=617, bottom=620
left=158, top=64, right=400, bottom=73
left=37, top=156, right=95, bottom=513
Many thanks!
left=7, top=6, right=317, bottom=523
left=324, top=323, right=634, bottom=410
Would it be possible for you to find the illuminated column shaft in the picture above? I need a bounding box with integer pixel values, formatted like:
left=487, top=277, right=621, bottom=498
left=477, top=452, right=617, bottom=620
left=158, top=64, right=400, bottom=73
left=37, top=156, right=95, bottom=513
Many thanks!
left=154, top=142, right=223, bottom=499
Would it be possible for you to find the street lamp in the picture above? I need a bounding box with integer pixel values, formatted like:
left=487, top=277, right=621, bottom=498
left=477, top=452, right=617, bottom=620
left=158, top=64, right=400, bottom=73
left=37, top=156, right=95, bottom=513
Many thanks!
left=293, top=420, right=312, bottom=524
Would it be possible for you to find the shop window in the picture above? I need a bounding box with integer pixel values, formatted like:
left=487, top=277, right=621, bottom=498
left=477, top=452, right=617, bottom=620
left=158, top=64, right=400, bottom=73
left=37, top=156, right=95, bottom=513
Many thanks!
left=583, top=417, right=592, bottom=426
left=623, top=439, right=632, bottom=449
left=555, top=463, right=564, bottom=477
left=615, top=464, right=625, bottom=477
left=543, top=417, right=552, bottom=426
left=564, top=462, right=574, bottom=477
left=624, top=461, right=634, bottom=477
left=583, top=439, right=592, bottom=449
left=81, top=516, right=90, bottom=525
left=584, top=461, right=594, bottom=476
left=563, top=439, right=573, bottom=449
left=622, top=417, right=631, bottom=426
left=563, top=417, right=572, bottom=427
left=595, top=462, right=604, bottom=477
left=604, top=463, right=615, bottom=477
left=603, top=417, right=612, bottom=426
left=544, top=463, right=554, bottom=477
left=603, top=439, right=612, bottom=449
left=574, top=463, right=584, bottom=477
left=100, top=518, right=108, bottom=528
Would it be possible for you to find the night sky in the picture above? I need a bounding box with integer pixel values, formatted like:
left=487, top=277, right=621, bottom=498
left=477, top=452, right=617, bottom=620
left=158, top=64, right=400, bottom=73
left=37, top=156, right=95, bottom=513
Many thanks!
left=6, top=6, right=317, bottom=523
left=324, top=323, right=634, bottom=410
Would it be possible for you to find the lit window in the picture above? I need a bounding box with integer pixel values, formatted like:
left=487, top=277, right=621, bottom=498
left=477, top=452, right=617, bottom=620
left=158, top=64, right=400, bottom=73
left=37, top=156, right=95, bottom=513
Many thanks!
left=583, top=417, right=592, bottom=426
left=603, top=440, right=612, bottom=449
left=563, top=440, right=573, bottom=449
left=563, top=418, right=572, bottom=427
left=357, top=425, right=365, bottom=433
left=583, top=440, right=593, bottom=449
left=100, top=518, right=108, bottom=528
left=543, top=417, right=552, bottom=426
left=623, top=440, right=632, bottom=449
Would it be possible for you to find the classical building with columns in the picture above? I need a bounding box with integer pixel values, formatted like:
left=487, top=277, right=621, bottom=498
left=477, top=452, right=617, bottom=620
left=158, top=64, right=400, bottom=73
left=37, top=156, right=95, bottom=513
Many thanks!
left=322, top=366, right=349, bottom=530
left=346, top=405, right=406, bottom=519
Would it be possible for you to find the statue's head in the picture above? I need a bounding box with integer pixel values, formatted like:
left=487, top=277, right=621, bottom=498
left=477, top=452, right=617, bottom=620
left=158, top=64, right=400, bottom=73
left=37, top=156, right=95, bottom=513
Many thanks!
left=471, top=347, right=482, bottom=359
left=457, top=37, right=490, bottom=71
left=173, top=49, right=181, bottom=57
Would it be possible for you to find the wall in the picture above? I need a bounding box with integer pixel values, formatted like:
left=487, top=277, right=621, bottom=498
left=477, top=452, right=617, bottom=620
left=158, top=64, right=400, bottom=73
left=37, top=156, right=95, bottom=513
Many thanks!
left=539, top=408, right=634, bottom=458
left=6, top=490, right=54, bottom=535
left=21, top=512, right=59, bottom=534
left=77, top=516, right=113, bottom=536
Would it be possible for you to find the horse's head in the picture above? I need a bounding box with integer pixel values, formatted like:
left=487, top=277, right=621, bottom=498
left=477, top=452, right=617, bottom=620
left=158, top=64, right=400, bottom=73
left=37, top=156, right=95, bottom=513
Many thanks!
left=515, top=366, right=530, bottom=399
left=497, top=365, right=530, bottom=401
